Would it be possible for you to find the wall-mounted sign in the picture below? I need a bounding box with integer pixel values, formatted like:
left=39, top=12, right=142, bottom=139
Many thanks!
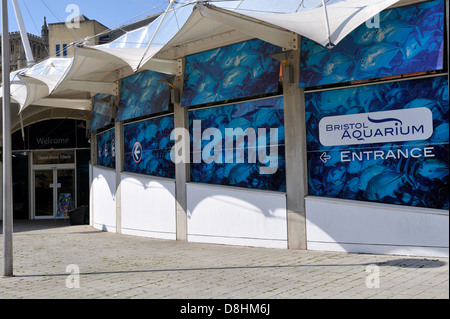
left=123, top=115, right=175, bottom=179
left=96, top=129, right=115, bottom=169
left=131, top=141, right=143, bottom=164
left=306, top=76, right=449, bottom=210
left=28, top=119, right=76, bottom=150
left=319, top=108, right=433, bottom=146
left=33, top=151, right=75, bottom=165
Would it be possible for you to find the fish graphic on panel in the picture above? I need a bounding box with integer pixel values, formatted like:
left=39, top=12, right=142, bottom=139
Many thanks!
left=300, top=0, right=445, bottom=87
left=182, top=39, right=282, bottom=107
left=306, top=76, right=449, bottom=210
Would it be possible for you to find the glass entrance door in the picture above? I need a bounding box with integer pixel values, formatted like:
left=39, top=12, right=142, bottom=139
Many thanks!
left=34, top=169, right=75, bottom=218
left=34, top=170, right=54, bottom=217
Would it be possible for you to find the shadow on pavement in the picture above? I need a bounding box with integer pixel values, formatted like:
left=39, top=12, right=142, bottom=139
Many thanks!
left=375, top=258, right=447, bottom=269
left=10, top=258, right=448, bottom=279
left=0, top=219, right=71, bottom=234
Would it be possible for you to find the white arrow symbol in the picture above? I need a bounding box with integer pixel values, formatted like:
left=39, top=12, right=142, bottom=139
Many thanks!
left=320, top=152, right=331, bottom=164
left=132, top=142, right=142, bottom=163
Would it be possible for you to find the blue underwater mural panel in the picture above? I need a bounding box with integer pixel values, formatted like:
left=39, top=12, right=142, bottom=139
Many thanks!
left=96, top=129, right=115, bottom=169
left=117, top=70, right=171, bottom=122
left=123, top=115, right=175, bottom=179
left=90, top=94, right=114, bottom=132
left=189, top=96, right=286, bottom=192
left=300, top=0, right=445, bottom=88
left=305, top=76, right=449, bottom=210
left=182, top=39, right=282, bottom=107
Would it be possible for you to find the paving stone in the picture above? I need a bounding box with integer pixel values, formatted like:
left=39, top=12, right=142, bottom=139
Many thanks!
left=0, top=220, right=448, bottom=300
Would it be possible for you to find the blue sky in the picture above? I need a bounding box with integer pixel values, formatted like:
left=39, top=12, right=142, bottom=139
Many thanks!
left=4, top=0, right=169, bottom=35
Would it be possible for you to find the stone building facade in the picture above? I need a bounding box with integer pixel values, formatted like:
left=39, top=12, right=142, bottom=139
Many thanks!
left=0, top=18, right=49, bottom=77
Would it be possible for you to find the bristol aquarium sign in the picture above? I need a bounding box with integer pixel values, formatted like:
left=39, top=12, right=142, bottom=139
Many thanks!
left=305, top=76, right=449, bottom=210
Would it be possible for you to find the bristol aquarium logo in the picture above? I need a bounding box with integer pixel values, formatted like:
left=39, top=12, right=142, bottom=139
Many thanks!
left=318, top=107, right=435, bottom=162
left=319, top=108, right=433, bottom=146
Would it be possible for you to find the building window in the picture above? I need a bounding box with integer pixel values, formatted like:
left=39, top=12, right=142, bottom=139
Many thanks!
left=63, top=44, right=68, bottom=57
left=56, top=44, right=60, bottom=57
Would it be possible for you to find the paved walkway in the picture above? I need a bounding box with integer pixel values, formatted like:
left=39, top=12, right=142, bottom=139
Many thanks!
left=0, top=220, right=448, bottom=300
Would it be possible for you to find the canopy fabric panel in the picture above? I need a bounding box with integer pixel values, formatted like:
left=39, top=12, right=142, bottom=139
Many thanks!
left=1, top=0, right=403, bottom=117
left=210, top=0, right=400, bottom=48
left=91, top=1, right=196, bottom=72
left=85, top=0, right=400, bottom=71
left=21, top=58, right=73, bottom=93
left=9, top=58, right=74, bottom=112
left=7, top=71, right=28, bottom=106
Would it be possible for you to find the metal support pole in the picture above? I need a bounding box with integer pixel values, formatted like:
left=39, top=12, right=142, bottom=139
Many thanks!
left=2, top=0, right=14, bottom=277
left=321, top=0, right=333, bottom=48
left=11, top=0, right=35, bottom=67
left=137, top=0, right=175, bottom=70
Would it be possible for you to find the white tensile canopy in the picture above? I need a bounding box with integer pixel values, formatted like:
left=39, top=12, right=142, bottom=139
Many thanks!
left=2, top=0, right=401, bottom=115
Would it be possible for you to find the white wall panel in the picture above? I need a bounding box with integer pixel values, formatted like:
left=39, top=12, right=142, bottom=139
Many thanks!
left=120, top=173, right=176, bottom=240
left=92, top=166, right=116, bottom=232
left=306, top=196, right=449, bottom=257
left=187, top=183, right=287, bottom=248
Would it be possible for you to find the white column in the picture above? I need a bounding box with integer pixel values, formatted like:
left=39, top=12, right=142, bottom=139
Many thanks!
left=283, top=37, right=308, bottom=250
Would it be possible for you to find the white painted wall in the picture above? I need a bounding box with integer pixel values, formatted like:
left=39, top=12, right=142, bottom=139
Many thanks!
left=187, top=183, right=288, bottom=249
left=306, top=196, right=449, bottom=257
left=92, top=166, right=116, bottom=232
left=120, top=173, right=176, bottom=240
